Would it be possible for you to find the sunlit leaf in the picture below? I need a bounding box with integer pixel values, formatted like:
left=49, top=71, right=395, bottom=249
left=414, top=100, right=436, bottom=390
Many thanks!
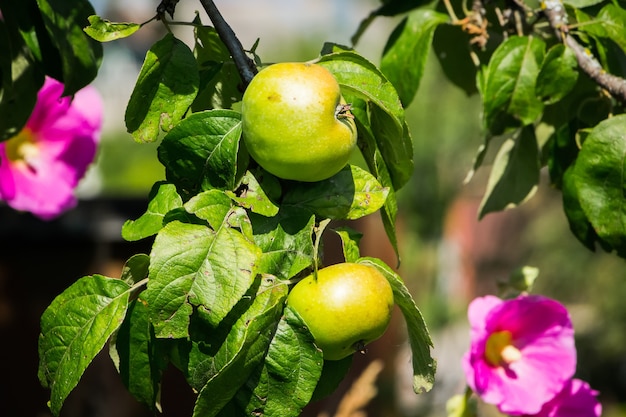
left=158, top=110, right=243, bottom=195
left=482, top=36, right=545, bottom=133
left=358, top=257, right=435, bottom=393
left=122, top=182, right=183, bottom=241
left=84, top=15, right=141, bottom=42
left=38, top=275, right=131, bottom=416
left=146, top=220, right=261, bottom=338
left=381, top=9, right=448, bottom=107
left=283, top=165, right=389, bottom=220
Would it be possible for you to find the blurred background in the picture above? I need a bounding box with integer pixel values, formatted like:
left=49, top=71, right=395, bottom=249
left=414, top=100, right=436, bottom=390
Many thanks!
left=1, top=0, right=625, bottom=416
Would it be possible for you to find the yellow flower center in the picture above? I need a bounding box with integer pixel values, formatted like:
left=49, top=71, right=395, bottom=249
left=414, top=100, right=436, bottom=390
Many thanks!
left=485, top=330, right=522, bottom=366
left=5, top=129, right=39, bottom=170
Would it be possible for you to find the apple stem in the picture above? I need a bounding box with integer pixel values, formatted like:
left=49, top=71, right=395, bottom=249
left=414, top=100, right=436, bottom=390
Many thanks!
left=198, top=0, right=258, bottom=87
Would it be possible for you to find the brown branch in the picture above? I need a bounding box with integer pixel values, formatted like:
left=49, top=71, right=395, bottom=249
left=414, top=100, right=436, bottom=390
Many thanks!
left=542, top=0, right=626, bottom=102
left=198, top=0, right=258, bottom=87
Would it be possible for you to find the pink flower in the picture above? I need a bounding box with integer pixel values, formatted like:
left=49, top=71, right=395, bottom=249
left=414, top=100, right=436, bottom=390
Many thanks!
left=0, top=77, right=102, bottom=220
left=462, top=295, right=577, bottom=415
left=527, top=378, right=602, bottom=417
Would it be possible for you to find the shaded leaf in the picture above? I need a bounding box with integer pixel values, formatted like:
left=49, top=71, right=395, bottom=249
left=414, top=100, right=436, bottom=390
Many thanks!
left=351, top=99, right=400, bottom=262
left=332, top=226, right=363, bottom=263
left=317, top=49, right=413, bottom=190
left=255, top=306, right=324, bottom=416
left=478, top=126, right=540, bottom=218
left=0, top=12, right=44, bottom=141
left=381, top=9, right=448, bottom=107
left=122, top=182, right=183, bottom=241
left=120, top=254, right=150, bottom=286
left=536, top=44, right=578, bottom=104
left=111, top=293, right=167, bottom=412
left=35, top=0, right=102, bottom=95
left=38, top=275, right=131, bottom=416
left=358, top=257, right=435, bottom=393
left=190, top=276, right=287, bottom=416
left=283, top=165, right=389, bottom=221
left=432, top=24, right=478, bottom=95
left=572, top=114, right=626, bottom=256
left=193, top=25, right=243, bottom=110
left=84, top=15, right=141, bottom=42
left=251, top=208, right=316, bottom=280
left=126, top=33, right=199, bottom=143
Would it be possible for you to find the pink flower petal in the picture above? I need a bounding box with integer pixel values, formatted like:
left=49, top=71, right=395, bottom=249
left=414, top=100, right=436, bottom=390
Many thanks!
left=463, top=295, right=577, bottom=415
left=0, top=77, right=102, bottom=220
left=528, top=379, right=602, bottom=417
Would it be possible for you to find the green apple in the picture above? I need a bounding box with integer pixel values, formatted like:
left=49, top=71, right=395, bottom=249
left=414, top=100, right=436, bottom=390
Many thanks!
left=241, top=62, right=357, bottom=182
left=287, top=262, right=394, bottom=360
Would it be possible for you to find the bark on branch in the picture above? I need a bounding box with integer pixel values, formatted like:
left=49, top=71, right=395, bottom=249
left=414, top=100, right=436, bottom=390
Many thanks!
left=198, top=0, right=258, bottom=87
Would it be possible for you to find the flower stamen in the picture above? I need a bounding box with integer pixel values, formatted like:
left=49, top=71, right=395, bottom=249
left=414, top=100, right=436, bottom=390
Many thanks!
left=485, top=330, right=521, bottom=367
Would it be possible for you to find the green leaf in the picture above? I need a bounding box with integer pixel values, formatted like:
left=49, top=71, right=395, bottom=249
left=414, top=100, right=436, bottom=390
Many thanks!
left=572, top=114, right=626, bottom=256
left=482, top=36, right=545, bottom=133
left=146, top=220, right=261, bottom=338
left=0, top=11, right=44, bottom=141
left=432, top=24, right=479, bottom=96
left=38, top=275, right=131, bottom=416
left=122, top=182, right=183, bottom=241
left=562, top=0, right=603, bottom=7
left=478, top=126, right=540, bottom=218
left=83, top=15, right=141, bottom=42
left=125, top=33, right=199, bottom=143
left=283, top=165, right=389, bottom=220
left=380, top=9, right=449, bottom=107
left=226, top=170, right=280, bottom=217
left=536, top=44, right=578, bottom=104
left=251, top=208, right=316, bottom=280
left=111, top=293, right=167, bottom=412
left=357, top=257, right=435, bottom=393
left=119, top=254, right=150, bottom=286
left=317, top=49, right=413, bottom=190
left=562, top=164, right=600, bottom=252
left=35, top=0, right=102, bottom=95
left=351, top=99, right=400, bottom=262
left=332, top=226, right=363, bottom=263
left=190, top=276, right=288, bottom=416
left=193, top=25, right=243, bottom=110
left=158, top=110, right=243, bottom=195
left=253, top=306, right=324, bottom=416
left=596, top=4, right=626, bottom=52
left=184, top=189, right=233, bottom=229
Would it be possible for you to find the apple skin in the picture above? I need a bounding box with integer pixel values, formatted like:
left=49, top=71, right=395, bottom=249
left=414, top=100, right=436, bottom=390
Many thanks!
left=287, top=263, right=394, bottom=360
left=241, top=62, right=357, bottom=182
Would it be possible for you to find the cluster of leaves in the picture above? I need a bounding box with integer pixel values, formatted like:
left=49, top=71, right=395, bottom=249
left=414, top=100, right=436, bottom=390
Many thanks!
left=363, top=0, right=626, bottom=258
left=0, top=0, right=101, bottom=141
left=36, top=7, right=436, bottom=417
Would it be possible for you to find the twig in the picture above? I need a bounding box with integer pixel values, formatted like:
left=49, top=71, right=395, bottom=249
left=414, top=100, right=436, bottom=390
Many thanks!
left=198, top=0, right=258, bottom=87
left=542, top=0, right=626, bottom=102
